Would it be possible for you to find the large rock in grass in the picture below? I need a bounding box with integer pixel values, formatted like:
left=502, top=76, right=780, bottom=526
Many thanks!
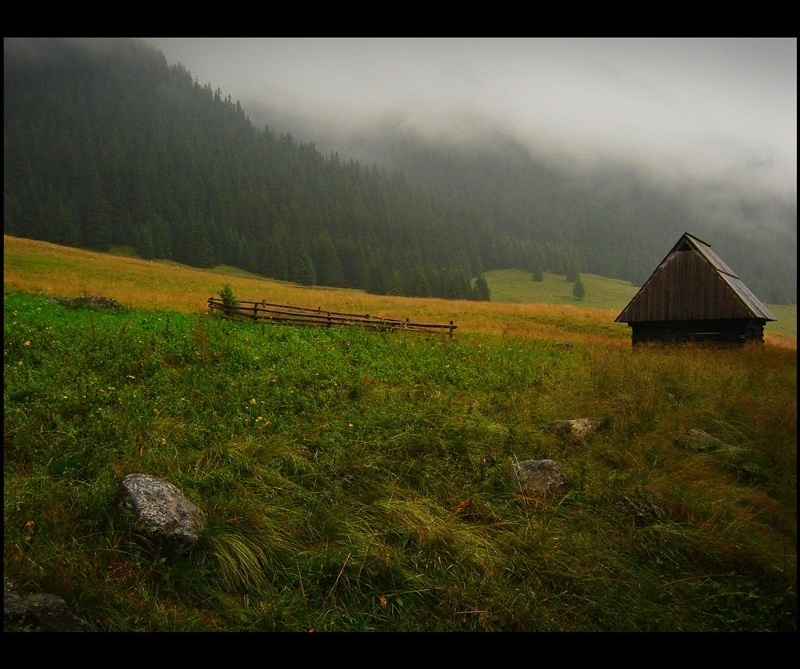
left=119, top=474, right=207, bottom=555
left=548, top=418, right=602, bottom=439
left=4, top=577, right=92, bottom=632
left=506, top=459, right=569, bottom=499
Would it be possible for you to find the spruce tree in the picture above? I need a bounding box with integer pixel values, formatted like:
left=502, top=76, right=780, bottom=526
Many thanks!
left=365, top=258, right=388, bottom=295
left=313, top=234, right=346, bottom=287
left=288, top=244, right=316, bottom=286
left=473, top=274, right=491, bottom=301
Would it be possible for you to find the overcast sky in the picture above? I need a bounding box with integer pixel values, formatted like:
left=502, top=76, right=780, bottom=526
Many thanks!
left=144, top=38, right=796, bottom=196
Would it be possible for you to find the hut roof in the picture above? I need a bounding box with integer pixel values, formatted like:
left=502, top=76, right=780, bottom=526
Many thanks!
left=615, top=232, right=776, bottom=324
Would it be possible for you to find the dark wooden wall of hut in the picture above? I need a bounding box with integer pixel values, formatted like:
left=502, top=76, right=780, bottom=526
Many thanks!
left=630, top=318, right=767, bottom=346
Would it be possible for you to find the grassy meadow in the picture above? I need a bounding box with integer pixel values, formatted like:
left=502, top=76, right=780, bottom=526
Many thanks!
left=3, top=235, right=797, bottom=632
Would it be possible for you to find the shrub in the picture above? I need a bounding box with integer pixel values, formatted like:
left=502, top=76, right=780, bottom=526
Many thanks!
left=219, top=284, right=239, bottom=309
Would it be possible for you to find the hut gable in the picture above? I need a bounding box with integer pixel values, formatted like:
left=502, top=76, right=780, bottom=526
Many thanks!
left=615, top=232, right=776, bottom=345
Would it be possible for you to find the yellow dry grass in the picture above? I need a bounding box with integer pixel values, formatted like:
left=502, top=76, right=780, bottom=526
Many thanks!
left=4, top=234, right=795, bottom=350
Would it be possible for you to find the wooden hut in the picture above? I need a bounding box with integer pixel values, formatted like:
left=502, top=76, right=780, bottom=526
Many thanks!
left=615, top=232, right=776, bottom=346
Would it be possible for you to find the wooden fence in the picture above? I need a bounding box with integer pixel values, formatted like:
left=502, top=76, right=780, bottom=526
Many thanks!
left=208, top=297, right=457, bottom=337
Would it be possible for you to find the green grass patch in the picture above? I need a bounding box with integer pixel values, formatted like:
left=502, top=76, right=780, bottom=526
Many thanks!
left=4, top=290, right=796, bottom=632
left=763, top=304, right=798, bottom=336
left=485, top=268, right=640, bottom=310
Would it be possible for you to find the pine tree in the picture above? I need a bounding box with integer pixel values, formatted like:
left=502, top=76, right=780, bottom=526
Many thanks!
left=79, top=170, right=113, bottom=250
left=150, top=215, right=172, bottom=259
left=288, top=243, right=316, bottom=286
left=365, top=258, right=388, bottom=295
left=473, top=274, right=491, bottom=301
left=175, top=211, right=215, bottom=268
left=313, top=233, right=346, bottom=287
left=135, top=220, right=155, bottom=259
left=262, top=225, right=290, bottom=280
left=573, top=276, right=585, bottom=300
left=337, top=240, right=367, bottom=289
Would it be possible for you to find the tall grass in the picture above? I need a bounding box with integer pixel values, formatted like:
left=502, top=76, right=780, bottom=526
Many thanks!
left=4, top=285, right=796, bottom=632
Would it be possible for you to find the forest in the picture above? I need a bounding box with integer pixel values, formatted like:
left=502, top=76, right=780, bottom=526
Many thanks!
left=4, top=37, right=796, bottom=303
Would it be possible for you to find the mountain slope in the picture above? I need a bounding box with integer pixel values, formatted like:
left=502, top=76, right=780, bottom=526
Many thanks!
left=4, top=38, right=796, bottom=304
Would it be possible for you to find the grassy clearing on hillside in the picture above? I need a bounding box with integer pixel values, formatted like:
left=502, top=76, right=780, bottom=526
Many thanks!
left=765, top=304, right=799, bottom=336
left=485, top=267, right=640, bottom=311
left=484, top=267, right=797, bottom=338
left=3, top=289, right=796, bottom=632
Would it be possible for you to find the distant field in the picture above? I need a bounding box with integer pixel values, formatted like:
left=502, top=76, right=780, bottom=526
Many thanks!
left=765, top=304, right=799, bottom=336
left=484, top=267, right=797, bottom=337
left=485, top=268, right=639, bottom=310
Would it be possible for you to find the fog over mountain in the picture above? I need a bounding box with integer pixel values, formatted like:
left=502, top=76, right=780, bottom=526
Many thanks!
left=144, top=38, right=796, bottom=200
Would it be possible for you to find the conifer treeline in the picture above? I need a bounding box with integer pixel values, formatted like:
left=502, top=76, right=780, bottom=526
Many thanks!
left=3, top=38, right=496, bottom=300
left=4, top=38, right=796, bottom=303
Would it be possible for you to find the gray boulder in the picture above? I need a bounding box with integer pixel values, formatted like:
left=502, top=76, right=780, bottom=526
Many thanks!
left=506, top=459, right=569, bottom=498
left=549, top=418, right=602, bottom=439
left=119, top=473, right=207, bottom=555
left=4, top=577, right=92, bottom=632
left=679, top=428, right=722, bottom=451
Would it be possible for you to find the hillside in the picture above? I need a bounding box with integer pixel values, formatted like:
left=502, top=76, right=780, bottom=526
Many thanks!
left=4, top=37, right=796, bottom=305
left=4, top=234, right=797, bottom=344
left=3, top=245, right=796, bottom=631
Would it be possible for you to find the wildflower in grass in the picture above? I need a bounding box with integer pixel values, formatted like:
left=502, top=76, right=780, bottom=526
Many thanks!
left=249, top=398, right=257, bottom=405
left=24, top=341, right=31, bottom=346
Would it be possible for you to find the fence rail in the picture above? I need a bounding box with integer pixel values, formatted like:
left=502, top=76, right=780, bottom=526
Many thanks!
left=208, top=297, right=457, bottom=337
